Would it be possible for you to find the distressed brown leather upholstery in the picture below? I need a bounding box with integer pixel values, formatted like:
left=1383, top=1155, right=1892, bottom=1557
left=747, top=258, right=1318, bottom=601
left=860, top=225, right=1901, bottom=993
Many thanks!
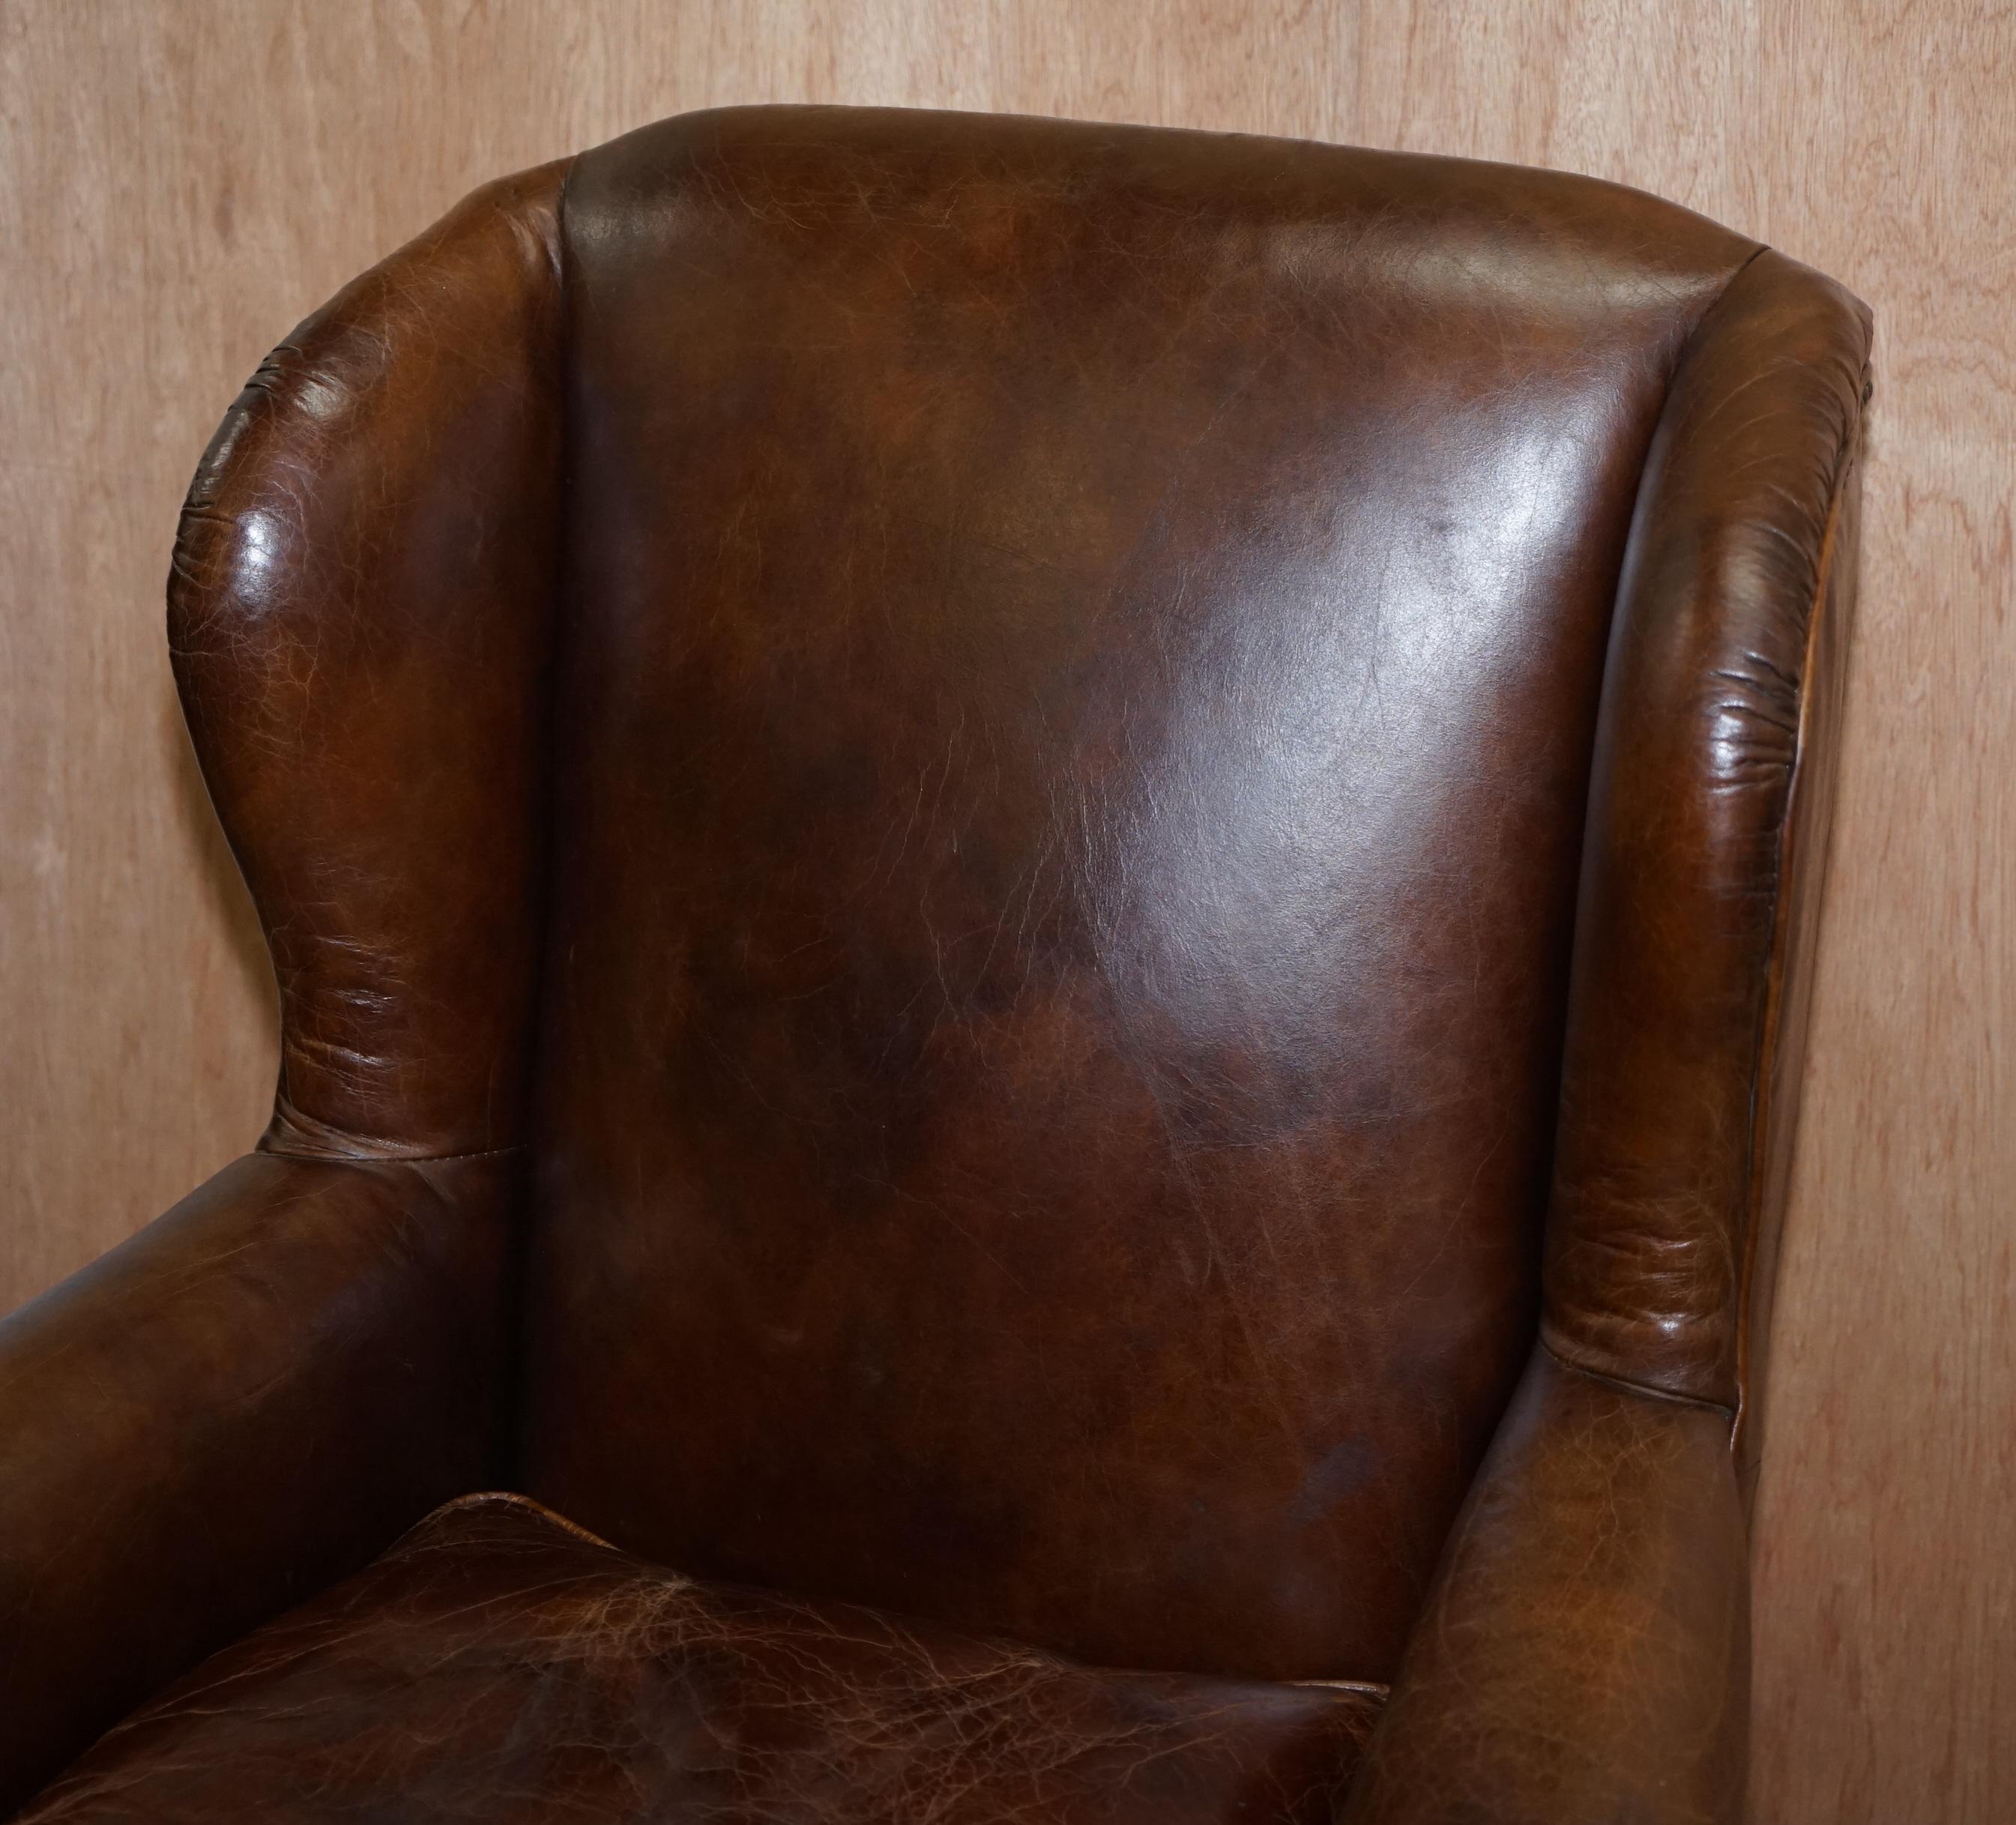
left=0, top=106, right=1870, bottom=1824
left=16, top=1494, right=1381, bottom=1824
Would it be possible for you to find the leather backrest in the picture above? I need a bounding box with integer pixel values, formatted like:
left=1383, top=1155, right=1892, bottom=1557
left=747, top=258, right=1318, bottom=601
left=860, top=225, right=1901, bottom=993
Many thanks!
left=519, top=106, right=1758, bottom=1682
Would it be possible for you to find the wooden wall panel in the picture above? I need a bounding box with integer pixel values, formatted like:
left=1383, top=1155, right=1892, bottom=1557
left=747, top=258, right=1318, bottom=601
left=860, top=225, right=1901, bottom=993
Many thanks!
left=2, top=4, right=2009, bottom=1818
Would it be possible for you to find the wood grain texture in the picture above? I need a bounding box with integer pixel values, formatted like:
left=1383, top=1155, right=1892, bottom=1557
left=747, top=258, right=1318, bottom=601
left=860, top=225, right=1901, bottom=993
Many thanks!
left=1, top=3, right=2009, bottom=1818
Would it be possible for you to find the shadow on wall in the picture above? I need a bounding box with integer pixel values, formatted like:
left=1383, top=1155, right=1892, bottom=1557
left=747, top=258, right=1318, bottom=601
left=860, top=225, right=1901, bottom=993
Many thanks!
left=160, top=675, right=278, bottom=1040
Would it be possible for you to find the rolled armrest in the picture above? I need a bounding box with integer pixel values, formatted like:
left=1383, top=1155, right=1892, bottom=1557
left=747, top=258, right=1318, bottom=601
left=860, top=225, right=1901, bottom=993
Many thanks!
left=1341, top=1347, right=1748, bottom=1824
left=0, top=1150, right=515, bottom=1810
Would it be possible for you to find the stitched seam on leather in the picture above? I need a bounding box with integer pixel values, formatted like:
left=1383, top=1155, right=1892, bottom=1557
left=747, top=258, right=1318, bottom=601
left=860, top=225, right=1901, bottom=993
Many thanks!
left=1730, top=390, right=1863, bottom=1458
left=537, top=154, right=575, bottom=292
left=429, top=1494, right=1393, bottom=1713
left=1554, top=247, right=1765, bottom=750
left=260, top=1140, right=529, bottom=1165
left=1671, top=242, right=1770, bottom=399
left=438, top=1488, right=622, bottom=1549
left=516, top=153, right=578, bottom=1145
left=1541, top=1339, right=1736, bottom=1419
left=499, top=151, right=582, bottom=1494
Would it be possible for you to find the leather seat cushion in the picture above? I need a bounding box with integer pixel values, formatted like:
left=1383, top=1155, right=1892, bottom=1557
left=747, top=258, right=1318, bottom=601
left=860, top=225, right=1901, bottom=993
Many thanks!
left=20, top=1493, right=1384, bottom=1824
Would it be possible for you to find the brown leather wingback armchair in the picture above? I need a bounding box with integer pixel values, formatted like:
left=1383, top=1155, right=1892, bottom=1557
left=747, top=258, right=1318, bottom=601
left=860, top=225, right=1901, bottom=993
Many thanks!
left=0, top=107, right=1869, bottom=1824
